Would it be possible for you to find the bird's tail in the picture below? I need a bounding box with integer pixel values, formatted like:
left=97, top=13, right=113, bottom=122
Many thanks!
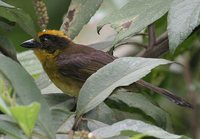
left=136, top=80, right=192, bottom=108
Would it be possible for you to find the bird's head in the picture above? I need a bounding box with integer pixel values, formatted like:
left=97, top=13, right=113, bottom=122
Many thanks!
left=21, top=30, right=71, bottom=54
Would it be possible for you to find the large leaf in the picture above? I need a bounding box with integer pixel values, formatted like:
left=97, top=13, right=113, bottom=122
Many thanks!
left=10, top=103, right=41, bottom=137
left=0, top=120, right=27, bottom=139
left=76, top=57, right=171, bottom=117
left=98, top=0, right=173, bottom=46
left=110, top=91, right=168, bottom=128
left=44, top=94, right=74, bottom=131
left=0, top=1, right=36, bottom=37
left=167, top=0, right=200, bottom=52
left=17, top=51, right=65, bottom=94
left=0, top=55, right=55, bottom=139
left=92, top=119, right=182, bottom=139
left=17, top=51, right=52, bottom=89
left=60, top=0, right=103, bottom=39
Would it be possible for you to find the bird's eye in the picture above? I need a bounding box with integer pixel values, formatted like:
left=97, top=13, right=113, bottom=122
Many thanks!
left=44, top=37, right=49, bottom=41
left=40, top=35, right=51, bottom=42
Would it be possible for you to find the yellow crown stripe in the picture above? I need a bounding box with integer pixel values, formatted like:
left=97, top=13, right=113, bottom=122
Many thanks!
left=38, top=30, right=67, bottom=38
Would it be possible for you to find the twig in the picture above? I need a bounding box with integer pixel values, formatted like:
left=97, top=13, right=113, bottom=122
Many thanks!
left=72, top=116, right=82, bottom=131
left=148, top=23, right=156, bottom=48
left=156, top=32, right=168, bottom=45
left=142, top=26, right=169, bottom=58
left=142, top=34, right=169, bottom=58
left=134, top=33, right=148, bottom=36
left=184, top=60, right=198, bottom=139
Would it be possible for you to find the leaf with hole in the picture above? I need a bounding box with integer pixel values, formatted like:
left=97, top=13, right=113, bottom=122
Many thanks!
left=98, top=0, right=173, bottom=46
left=60, top=0, right=103, bottom=39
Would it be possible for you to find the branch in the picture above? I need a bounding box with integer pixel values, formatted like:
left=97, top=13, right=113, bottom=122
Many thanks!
left=142, top=32, right=169, bottom=58
left=184, top=61, right=198, bottom=139
left=148, top=23, right=156, bottom=48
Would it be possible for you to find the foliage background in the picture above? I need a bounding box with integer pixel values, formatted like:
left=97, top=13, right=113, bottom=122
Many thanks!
left=0, top=0, right=199, bottom=139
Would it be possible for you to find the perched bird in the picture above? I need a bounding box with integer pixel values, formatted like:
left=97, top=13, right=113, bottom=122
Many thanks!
left=21, top=30, right=192, bottom=108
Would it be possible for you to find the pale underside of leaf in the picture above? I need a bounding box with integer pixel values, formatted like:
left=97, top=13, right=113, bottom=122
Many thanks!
left=98, top=0, right=173, bottom=46
left=110, top=92, right=168, bottom=128
left=92, top=119, right=182, bottom=139
left=76, top=57, right=171, bottom=117
left=167, top=0, right=200, bottom=52
left=60, top=0, right=103, bottom=39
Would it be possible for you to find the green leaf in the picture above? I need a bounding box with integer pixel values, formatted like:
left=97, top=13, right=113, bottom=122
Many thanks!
left=92, top=119, right=182, bottom=139
left=110, top=91, right=168, bottom=128
left=86, top=102, right=116, bottom=124
left=0, top=0, right=15, bottom=8
left=44, top=94, right=74, bottom=130
left=0, top=19, right=15, bottom=31
left=0, top=3, right=36, bottom=37
left=87, top=119, right=108, bottom=131
left=0, top=78, right=11, bottom=115
left=129, top=133, right=147, bottom=139
left=17, top=51, right=43, bottom=75
left=10, top=102, right=40, bottom=137
left=179, top=136, right=192, bottom=139
left=44, top=93, right=74, bottom=108
left=17, top=51, right=54, bottom=90
left=0, top=55, right=55, bottom=139
left=0, top=120, right=27, bottom=139
left=76, top=57, right=171, bottom=117
left=60, top=0, right=103, bottom=39
left=120, top=130, right=149, bottom=139
left=167, top=0, right=200, bottom=52
left=98, top=0, right=172, bottom=46
left=57, top=114, right=75, bottom=133
left=0, top=33, right=17, bottom=61
left=52, top=110, right=73, bottom=131
left=0, top=97, right=11, bottom=115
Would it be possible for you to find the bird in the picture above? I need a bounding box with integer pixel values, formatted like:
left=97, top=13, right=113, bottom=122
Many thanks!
left=20, top=30, right=192, bottom=108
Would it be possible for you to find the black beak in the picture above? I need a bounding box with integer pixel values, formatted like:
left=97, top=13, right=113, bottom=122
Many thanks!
left=20, top=39, right=41, bottom=48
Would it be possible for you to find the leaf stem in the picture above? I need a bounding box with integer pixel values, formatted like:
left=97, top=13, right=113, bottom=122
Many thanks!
left=142, top=32, right=169, bottom=58
left=148, top=23, right=156, bottom=48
